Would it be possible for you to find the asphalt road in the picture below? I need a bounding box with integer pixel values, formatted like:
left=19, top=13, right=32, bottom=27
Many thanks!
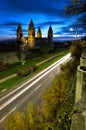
left=0, top=53, right=70, bottom=127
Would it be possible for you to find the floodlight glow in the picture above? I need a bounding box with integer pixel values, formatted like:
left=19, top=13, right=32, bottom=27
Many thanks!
left=70, top=28, right=73, bottom=31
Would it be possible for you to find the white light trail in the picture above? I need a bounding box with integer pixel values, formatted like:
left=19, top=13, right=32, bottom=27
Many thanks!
left=0, top=54, right=70, bottom=111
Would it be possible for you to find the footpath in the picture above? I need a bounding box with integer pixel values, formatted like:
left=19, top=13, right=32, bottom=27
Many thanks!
left=0, top=53, right=63, bottom=84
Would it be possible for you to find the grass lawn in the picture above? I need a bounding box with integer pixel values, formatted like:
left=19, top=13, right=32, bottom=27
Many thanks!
left=0, top=49, right=69, bottom=93
left=0, top=49, right=68, bottom=80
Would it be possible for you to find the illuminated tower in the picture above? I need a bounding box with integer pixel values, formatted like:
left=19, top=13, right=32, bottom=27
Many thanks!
left=37, top=27, right=42, bottom=38
left=28, top=19, right=35, bottom=49
left=48, top=25, right=53, bottom=42
left=16, top=23, right=23, bottom=41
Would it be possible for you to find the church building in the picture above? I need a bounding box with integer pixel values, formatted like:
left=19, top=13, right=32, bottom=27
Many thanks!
left=16, top=19, right=53, bottom=50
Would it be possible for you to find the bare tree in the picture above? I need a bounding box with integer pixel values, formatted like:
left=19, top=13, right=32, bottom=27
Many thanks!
left=65, top=0, right=86, bottom=30
left=65, top=0, right=86, bottom=14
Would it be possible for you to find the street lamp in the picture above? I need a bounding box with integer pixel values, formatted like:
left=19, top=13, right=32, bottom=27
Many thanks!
left=70, top=28, right=73, bottom=31
left=70, top=27, right=78, bottom=40
left=76, top=28, right=78, bottom=40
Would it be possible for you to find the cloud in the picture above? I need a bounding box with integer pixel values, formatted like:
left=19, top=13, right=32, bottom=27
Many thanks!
left=0, top=0, right=85, bottom=39
left=0, top=21, right=18, bottom=26
left=0, top=21, right=28, bottom=26
left=54, top=31, right=63, bottom=35
left=36, top=20, right=65, bottom=29
left=2, top=0, right=65, bottom=18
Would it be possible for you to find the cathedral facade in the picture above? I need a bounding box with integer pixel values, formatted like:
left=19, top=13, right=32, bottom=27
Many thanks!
left=17, top=19, right=53, bottom=50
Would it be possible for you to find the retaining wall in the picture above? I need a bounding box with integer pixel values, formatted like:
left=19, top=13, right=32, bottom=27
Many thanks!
left=80, top=52, right=86, bottom=66
left=70, top=66, right=86, bottom=130
left=0, top=51, right=25, bottom=64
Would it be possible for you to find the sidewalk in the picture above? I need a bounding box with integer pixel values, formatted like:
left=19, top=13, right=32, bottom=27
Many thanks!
left=0, top=53, right=63, bottom=84
left=0, top=74, right=17, bottom=84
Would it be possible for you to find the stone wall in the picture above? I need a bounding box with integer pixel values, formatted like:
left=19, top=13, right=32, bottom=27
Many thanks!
left=0, top=51, right=25, bottom=64
left=80, top=52, right=86, bottom=66
left=70, top=51, right=86, bottom=130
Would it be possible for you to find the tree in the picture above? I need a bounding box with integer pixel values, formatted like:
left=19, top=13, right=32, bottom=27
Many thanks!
left=3, top=103, right=44, bottom=130
left=40, top=58, right=77, bottom=129
left=70, top=41, right=82, bottom=59
left=3, top=42, right=82, bottom=130
left=65, top=0, right=86, bottom=30
left=4, top=111, right=25, bottom=130
left=65, top=0, right=86, bottom=14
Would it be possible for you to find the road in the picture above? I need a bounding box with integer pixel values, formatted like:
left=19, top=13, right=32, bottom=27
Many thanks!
left=0, top=53, right=71, bottom=126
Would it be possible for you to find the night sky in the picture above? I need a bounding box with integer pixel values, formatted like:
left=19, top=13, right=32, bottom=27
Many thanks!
left=0, top=0, right=85, bottom=41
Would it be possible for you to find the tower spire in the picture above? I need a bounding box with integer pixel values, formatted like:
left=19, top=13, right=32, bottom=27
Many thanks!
left=48, top=25, right=53, bottom=42
left=37, top=27, right=42, bottom=38
left=28, top=19, right=35, bottom=49
left=29, top=19, right=34, bottom=27
left=16, top=22, right=23, bottom=41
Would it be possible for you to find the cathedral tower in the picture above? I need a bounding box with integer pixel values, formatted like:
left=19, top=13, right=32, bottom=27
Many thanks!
left=37, top=27, right=42, bottom=38
left=48, top=25, right=53, bottom=42
left=28, top=19, right=35, bottom=49
left=17, top=23, right=23, bottom=41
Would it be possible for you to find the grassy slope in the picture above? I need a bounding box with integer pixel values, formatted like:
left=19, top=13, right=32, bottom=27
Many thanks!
left=0, top=50, right=66, bottom=80
left=0, top=49, right=69, bottom=93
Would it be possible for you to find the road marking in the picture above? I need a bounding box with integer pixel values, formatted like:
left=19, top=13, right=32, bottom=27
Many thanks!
left=0, top=107, right=16, bottom=123
left=34, top=84, right=42, bottom=91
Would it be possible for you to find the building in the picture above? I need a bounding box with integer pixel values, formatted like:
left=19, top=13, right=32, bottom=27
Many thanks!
left=16, top=19, right=53, bottom=51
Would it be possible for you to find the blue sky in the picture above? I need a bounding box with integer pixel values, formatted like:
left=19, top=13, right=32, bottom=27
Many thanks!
left=0, top=0, right=85, bottom=41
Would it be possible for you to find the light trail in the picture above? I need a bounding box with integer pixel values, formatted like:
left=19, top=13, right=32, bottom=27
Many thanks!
left=0, top=53, right=70, bottom=123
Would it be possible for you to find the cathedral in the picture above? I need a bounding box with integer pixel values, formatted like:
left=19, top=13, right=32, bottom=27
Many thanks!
left=17, top=19, right=53, bottom=50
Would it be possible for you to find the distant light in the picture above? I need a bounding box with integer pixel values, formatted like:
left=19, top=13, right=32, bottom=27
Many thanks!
left=70, top=28, right=73, bottom=31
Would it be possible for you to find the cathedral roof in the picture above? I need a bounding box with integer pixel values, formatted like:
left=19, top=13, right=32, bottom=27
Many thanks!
left=48, top=25, right=53, bottom=32
left=37, top=27, right=41, bottom=33
left=17, top=23, right=22, bottom=32
left=29, top=19, right=34, bottom=27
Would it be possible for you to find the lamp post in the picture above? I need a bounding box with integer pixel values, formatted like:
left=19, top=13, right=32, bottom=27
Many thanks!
left=76, top=28, right=78, bottom=40
left=70, top=27, right=78, bottom=40
left=70, top=28, right=73, bottom=41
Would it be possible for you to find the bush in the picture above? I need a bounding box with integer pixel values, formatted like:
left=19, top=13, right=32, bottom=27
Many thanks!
left=60, top=60, right=77, bottom=76
left=17, top=65, right=38, bottom=76
left=32, top=65, right=38, bottom=72
left=0, top=61, right=6, bottom=72
left=5, top=63, right=11, bottom=69
left=70, top=41, right=82, bottom=60
left=17, top=67, right=32, bottom=76
left=40, top=58, right=77, bottom=129
left=3, top=103, right=44, bottom=130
